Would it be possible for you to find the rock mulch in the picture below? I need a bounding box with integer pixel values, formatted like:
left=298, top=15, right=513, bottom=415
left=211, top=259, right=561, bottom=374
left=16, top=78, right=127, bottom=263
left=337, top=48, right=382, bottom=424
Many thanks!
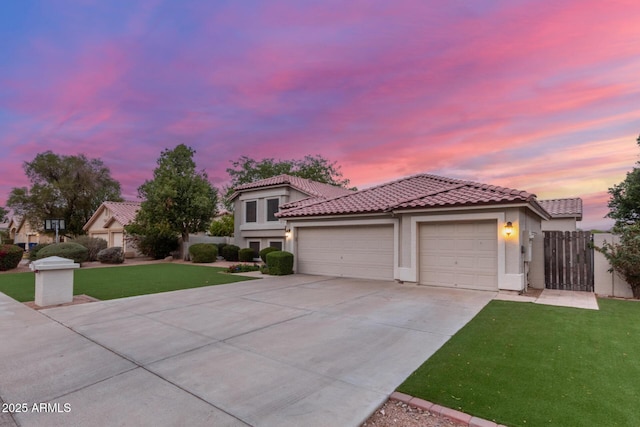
left=362, top=399, right=467, bottom=427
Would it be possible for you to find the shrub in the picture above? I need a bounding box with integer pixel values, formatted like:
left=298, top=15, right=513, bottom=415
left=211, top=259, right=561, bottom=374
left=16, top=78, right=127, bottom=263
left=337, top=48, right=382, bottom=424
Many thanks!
left=266, top=250, right=294, bottom=275
left=259, top=246, right=278, bottom=263
left=226, top=264, right=260, bottom=273
left=73, top=236, right=108, bottom=261
left=216, top=243, right=227, bottom=255
left=596, top=224, right=640, bottom=298
left=221, top=244, right=240, bottom=261
left=36, top=242, right=89, bottom=263
left=238, top=248, right=255, bottom=262
left=29, top=243, right=51, bottom=261
left=189, top=243, right=218, bottom=263
left=97, top=247, right=124, bottom=264
left=0, top=244, right=24, bottom=271
left=125, top=222, right=179, bottom=259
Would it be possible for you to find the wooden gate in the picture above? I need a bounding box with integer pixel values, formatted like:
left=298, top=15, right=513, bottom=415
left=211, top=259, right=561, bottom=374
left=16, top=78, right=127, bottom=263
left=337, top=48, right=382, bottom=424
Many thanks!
left=544, top=231, right=594, bottom=291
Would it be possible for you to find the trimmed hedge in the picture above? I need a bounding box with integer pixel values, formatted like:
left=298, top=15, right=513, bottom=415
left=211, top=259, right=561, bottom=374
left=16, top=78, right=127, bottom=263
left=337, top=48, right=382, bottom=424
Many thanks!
left=189, top=243, right=218, bottom=263
left=36, top=242, right=89, bottom=263
left=266, top=250, right=294, bottom=275
left=238, top=248, right=255, bottom=262
left=221, top=244, right=240, bottom=262
left=73, top=236, right=108, bottom=261
left=259, top=246, right=278, bottom=263
left=29, top=243, right=51, bottom=261
left=0, top=244, right=24, bottom=271
left=97, top=247, right=124, bottom=264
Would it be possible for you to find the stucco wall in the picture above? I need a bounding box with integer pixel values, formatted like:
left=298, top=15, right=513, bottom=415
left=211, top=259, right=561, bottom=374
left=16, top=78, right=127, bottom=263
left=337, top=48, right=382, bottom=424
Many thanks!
left=541, top=217, right=578, bottom=232
left=593, top=233, right=633, bottom=298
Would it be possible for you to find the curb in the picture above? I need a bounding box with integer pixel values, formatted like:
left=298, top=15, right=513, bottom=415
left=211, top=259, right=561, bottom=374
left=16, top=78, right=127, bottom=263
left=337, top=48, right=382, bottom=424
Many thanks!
left=389, top=392, right=509, bottom=427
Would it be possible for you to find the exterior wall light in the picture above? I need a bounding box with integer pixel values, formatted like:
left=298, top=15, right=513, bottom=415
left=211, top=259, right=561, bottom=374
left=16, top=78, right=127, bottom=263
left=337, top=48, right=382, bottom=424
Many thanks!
left=504, top=221, right=514, bottom=237
left=285, top=228, right=292, bottom=239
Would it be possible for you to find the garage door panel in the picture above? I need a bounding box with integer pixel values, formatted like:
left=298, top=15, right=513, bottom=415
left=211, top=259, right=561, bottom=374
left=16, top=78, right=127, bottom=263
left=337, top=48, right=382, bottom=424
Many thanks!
left=420, top=221, right=497, bottom=291
left=297, top=226, right=393, bottom=280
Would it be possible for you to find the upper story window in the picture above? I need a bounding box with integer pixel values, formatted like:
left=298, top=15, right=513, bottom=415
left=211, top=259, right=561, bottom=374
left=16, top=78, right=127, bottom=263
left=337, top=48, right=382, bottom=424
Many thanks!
left=245, top=200, right=257, bottom=223
left=267, top=198, right=279, bottom=222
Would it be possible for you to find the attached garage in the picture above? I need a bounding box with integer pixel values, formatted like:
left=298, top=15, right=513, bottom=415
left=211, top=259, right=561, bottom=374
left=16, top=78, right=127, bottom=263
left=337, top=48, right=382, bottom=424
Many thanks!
left=296, top=225, right=394, bottom=280
left=419, top=221, right=497, bottom=290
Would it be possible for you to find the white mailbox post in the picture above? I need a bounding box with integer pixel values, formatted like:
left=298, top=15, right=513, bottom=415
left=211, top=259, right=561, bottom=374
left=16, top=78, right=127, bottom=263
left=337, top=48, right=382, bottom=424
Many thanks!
left=30, top=256, right=80, bottom=307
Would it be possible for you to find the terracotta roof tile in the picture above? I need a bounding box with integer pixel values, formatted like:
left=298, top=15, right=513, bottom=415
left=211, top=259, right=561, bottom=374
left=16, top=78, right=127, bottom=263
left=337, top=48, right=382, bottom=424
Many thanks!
left=539, top=198, right=583, bottom=219
left=232, top=174, right=354, bottom=200
left=103, top=201, right=141, bottom=226
left=277, top=174, right=539, bottom=218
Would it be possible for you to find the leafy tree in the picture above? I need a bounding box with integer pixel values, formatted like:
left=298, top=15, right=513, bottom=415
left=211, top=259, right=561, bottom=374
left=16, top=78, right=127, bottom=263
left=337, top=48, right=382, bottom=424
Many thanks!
left=7, top=152, right=122, bottom=236
left=209, top=214, right=234, bottom=237
left=0, top=206, right=8, bottom=223
left=595, top=224, right=640, bottom=298
left=607, top=135, right=640, bottom=230
left=131, top=144, right=218, bottom=259
left=224, top=154, right=354, bottom=208
left=125, top=221, right=179, bottom=259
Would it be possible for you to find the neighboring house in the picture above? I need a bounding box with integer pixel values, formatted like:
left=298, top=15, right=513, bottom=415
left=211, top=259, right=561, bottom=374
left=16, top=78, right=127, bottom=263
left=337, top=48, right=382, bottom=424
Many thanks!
left=270, top=173, right=554, bottom=292
left=538, top=198, right=583, bottom=231
left=83, top=201, right=141, bottom=255
left=230, top=174, right=354, bottom=255
left=7, top=216, right=54, bottom=249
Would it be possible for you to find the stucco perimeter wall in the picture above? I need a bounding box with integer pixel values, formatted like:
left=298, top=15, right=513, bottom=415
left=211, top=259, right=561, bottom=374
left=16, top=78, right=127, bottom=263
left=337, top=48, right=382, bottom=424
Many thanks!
left=593, top=233, right=633, bottom=298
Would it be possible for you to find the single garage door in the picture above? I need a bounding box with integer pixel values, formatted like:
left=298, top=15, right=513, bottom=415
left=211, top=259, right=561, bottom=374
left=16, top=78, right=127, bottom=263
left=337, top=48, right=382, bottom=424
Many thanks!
left=297, top=225, right=394, bottom=280
left=419, top=221, right=497, bottom=290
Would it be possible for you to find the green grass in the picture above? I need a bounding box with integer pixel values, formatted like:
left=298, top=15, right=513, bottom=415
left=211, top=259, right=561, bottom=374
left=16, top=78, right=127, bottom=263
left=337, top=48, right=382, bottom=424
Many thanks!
left=0, top=264, right=256, bottom=302
left=398, top=299, right=640, bottom=427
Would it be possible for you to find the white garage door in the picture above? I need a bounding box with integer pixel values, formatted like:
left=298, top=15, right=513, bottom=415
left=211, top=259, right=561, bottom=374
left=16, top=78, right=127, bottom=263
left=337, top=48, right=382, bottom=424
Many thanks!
left=419, top=221, right=497, bottom=290
left=91, top=233, right=108, bottom=243
left=112, top=232, right=124, bottom=248
left=297, top=225, right=394, bottom=280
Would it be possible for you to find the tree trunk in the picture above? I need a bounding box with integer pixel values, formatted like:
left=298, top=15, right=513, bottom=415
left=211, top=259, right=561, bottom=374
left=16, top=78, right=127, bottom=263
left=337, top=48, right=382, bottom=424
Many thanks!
left=182, top=232, right=190, bottom=261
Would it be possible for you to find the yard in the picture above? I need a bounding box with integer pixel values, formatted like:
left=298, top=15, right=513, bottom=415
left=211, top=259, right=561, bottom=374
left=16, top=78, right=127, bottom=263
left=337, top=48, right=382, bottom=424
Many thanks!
left=0, top=263, right=256, bottom=302
left=398, top=298, right=640, bottom=427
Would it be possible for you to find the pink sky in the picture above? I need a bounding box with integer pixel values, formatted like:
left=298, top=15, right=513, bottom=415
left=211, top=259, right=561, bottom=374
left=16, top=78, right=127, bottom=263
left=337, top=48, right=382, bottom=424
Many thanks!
left=1, top=0, right=639, bottom=229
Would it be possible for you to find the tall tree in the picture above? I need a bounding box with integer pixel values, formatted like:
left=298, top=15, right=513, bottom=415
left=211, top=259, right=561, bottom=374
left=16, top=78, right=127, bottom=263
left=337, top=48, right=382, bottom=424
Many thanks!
left=7, top=152, right=122, bottom=236
left=224, top=154, right=353, bottom=207
left=607, top=134, right=640, bottom=230
left=133, top=144, right=218, bottom=259
left=0, top=206, right=8, bottom=223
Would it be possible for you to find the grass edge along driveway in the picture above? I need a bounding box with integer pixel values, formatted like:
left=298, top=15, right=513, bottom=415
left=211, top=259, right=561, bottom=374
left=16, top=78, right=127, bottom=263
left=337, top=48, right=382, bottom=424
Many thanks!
left=398, top=298, right=640, bottom=427
left=0, top=263, right=256, bottom=302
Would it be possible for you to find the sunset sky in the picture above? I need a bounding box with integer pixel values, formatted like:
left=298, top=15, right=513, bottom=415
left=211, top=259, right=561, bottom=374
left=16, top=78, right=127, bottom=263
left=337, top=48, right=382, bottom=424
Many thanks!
left=1, top=1, right=639, bottom=230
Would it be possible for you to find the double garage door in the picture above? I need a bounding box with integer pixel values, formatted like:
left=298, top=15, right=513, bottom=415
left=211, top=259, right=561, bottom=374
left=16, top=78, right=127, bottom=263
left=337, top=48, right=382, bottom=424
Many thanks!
left=296, top=225, right=394, bottom=280
left=419, top=221, right=497, bottom=290
left=296, top=221, right=498, bottom=290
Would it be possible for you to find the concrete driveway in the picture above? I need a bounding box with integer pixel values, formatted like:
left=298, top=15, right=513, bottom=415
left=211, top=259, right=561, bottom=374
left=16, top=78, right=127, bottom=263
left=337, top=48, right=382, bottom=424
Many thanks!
left=0, top=275, right=493, bottom=427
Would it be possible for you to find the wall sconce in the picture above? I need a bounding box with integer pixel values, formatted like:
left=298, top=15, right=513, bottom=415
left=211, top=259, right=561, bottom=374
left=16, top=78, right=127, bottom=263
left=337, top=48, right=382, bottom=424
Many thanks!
left=285, top=228, right=292, bottom=239
left=504, top=221, right=514, bottom=237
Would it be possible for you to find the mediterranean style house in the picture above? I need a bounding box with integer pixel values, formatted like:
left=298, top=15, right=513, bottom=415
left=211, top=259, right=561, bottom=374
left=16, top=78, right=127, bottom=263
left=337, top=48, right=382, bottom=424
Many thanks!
left=233, top=173, right=582, bottom=292
left=83, top=201, right=141, bottom=256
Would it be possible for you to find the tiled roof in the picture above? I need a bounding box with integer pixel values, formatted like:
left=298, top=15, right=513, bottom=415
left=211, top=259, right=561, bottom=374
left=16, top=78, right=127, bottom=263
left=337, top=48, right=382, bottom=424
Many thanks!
left=539, top=198, right=583, bottom=219
left=103, top=201, right=141, bottom=226
left=231, top=174, right=354, bottom=200
left=277, top=174, right=543, bottom=218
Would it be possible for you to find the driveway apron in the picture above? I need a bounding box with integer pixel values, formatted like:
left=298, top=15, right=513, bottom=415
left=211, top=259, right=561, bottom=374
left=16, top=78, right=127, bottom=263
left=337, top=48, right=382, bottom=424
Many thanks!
left=0, top=275, right=493, bottom=427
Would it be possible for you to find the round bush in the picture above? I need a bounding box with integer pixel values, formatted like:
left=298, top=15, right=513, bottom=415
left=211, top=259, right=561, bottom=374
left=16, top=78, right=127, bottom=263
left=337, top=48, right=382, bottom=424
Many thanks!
left=97, top=247, right=124, bottom=264
left=29, top=243, right=51, bottom=262
left=259, top=246, right=279, bottom=263
left=189, top=243, right=218, bottom=263
left=0, top=244, right=24, bottom=271
left=238, top=248, right=255, bottom=262
left=266, top=250, right=294, bottom=275
left=221, top=244, right=240, bottom=262
left=36, top=242, right=89, bottom=263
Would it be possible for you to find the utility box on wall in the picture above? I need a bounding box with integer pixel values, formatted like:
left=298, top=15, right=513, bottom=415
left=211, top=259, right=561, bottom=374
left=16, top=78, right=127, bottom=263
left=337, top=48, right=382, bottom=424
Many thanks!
left=30, top=256, right=80, bottom=307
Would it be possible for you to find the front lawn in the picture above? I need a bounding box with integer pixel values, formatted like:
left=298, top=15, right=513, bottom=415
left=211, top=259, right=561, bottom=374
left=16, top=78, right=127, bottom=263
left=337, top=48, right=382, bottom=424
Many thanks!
left=398, top=299, right=640, bottom=427
left=0, top=263, right=256, bottom=302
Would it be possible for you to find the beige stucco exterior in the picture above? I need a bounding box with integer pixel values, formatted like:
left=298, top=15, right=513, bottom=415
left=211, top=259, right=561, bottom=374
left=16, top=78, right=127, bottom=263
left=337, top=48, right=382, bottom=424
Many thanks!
left=284, top=203, right=546, bottom=292
left=84, top=205, right=137, bottom=255
left=234, top=186, right=312, bottom=251
left=8, top=217, right=54, bottom=249
left=593, top=233, right=633, bottom=298
left=541, top=217, right=578, bottom=232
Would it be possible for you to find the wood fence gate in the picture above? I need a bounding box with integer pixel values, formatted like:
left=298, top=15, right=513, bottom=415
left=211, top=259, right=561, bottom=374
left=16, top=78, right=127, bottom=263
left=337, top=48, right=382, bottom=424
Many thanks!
left=544, top=231, right=594, bottom=291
